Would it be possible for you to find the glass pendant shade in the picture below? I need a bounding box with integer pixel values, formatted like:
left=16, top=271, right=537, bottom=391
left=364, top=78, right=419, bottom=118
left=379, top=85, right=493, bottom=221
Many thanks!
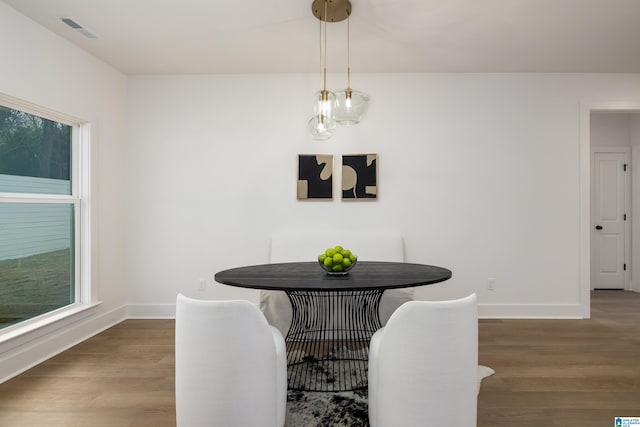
left=334, top=88, right=370, bottom=126
left=309, top=89, right=336, bottom=140
left=308, top=115, right=335, bottom=140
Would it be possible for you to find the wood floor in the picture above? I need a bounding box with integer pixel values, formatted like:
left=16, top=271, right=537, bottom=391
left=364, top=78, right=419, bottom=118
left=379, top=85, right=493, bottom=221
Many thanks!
left=0, top=290, right=639, bottom=426
left=479, top=290, right=640, bottom=426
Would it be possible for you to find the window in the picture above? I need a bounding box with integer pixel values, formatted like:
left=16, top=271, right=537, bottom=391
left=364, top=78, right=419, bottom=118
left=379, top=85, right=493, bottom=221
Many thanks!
left=0, top=97, right=89, bottom=333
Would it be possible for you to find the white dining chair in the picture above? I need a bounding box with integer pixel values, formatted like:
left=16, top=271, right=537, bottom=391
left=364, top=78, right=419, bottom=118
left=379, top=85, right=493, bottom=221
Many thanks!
left=175, top=294, right=287, bottom=427
left=259, top=231, right=413, bottom=336
left=368, top=294, right=478, bottom=427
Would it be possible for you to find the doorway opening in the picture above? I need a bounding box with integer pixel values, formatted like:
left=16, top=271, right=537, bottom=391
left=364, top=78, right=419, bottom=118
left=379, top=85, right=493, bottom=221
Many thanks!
left=587, top=109, right=640, bottom=305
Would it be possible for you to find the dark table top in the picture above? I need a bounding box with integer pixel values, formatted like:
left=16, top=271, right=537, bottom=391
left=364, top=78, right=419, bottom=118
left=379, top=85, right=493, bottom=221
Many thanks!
left=214, top=261, right=452, bottom=292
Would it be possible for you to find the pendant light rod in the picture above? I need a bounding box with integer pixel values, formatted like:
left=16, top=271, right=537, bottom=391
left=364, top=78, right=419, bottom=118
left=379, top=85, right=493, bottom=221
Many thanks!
left=323, top=0, right=328, bottom=92
left=318, top=9, right=324, bottom=90
left=346, top=15, right=351, bottom=91
left=320, top=0, right=330, bottom=112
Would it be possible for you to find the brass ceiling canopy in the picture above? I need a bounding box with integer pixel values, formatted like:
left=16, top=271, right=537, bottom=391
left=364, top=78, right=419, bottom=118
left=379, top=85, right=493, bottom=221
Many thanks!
left=311, top=0, right=351, bottom=22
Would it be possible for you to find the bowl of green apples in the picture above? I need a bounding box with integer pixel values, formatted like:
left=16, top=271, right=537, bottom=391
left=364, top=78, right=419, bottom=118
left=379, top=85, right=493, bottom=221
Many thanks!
left=318, top=245, right=357, bottom=275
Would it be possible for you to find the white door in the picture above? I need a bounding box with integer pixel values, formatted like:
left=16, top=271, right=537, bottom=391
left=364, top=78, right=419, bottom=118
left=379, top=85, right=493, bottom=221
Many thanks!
left=591, top=151, right=628, bottom=289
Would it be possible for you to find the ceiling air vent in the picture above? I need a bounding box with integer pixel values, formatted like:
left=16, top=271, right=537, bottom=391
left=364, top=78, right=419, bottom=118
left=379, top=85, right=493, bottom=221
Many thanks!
left=59, top=17, right=98, bottom=39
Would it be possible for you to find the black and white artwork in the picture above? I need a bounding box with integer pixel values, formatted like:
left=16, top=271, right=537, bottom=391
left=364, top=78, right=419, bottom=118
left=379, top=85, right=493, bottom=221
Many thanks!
left=342, top=154, right=377, bottom=200
left=297, top=154, right=333, bottom=200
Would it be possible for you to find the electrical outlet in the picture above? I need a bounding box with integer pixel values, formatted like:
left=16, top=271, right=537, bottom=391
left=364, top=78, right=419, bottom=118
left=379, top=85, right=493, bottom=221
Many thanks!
left=487, top=278, right=496, bottom=291
left=197, top=279, right=206, bottom=291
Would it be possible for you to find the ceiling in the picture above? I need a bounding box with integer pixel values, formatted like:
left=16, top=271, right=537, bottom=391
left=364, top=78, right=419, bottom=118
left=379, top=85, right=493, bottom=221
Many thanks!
left=4, top=0, right=640, bottom=75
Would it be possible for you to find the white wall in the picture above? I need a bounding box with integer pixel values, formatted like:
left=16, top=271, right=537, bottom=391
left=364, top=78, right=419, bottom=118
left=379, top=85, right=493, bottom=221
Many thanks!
left=632, top=116, right=640, bottom=147
left=125, top=73, right=640, bottom=318
left=0, top=2, right=127, bottom=380
left=591, top=113, right=632, bottom=147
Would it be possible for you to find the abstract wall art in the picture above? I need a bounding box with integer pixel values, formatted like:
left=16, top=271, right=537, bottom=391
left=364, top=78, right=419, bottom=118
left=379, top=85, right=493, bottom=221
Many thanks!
left=297, top=154, right=333, bottom=200
left=342, top=154, right=377, bottom=200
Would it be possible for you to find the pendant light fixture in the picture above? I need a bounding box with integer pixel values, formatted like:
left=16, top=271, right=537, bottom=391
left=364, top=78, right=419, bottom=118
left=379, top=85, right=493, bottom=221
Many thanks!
left=308, top=0, right=336, bottom=140
left=308, top=0, right=368, bottom=139
left=334, top=15, right=370, bottom=126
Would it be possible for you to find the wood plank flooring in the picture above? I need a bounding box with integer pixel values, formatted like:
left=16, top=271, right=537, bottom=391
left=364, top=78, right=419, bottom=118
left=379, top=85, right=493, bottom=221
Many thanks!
left=478, top=290, right=640, bottom=426
left=0, top=319, right=176, bottom=426
left=0, top=290, right=639, bottom=426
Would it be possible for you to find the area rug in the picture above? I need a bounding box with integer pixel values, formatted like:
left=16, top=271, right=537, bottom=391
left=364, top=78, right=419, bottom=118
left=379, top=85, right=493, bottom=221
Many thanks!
left=284, top=366, right=495, bottom=426
left=286, top=389, right=369, bottom=427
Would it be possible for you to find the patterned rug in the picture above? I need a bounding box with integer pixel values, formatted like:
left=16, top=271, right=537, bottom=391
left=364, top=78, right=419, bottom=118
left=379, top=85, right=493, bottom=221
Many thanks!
left=284, top=366, right=495, bottom=426
left=286, top=388, right=369, bottom=427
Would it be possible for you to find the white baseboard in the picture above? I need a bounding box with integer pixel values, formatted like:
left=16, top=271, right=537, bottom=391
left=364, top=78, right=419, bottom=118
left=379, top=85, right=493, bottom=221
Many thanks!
left=479, top=303, right=585, bottom=319
left=127, top=302, right=588, bottom=320
left=126, top=304, right=176, bottom=318
left=0, top=305, right=126, bottom=384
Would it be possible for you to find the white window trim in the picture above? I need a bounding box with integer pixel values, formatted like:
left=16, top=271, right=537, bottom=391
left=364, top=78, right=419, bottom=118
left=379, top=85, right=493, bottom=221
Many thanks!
left=0, top=93, right=93, bottom=342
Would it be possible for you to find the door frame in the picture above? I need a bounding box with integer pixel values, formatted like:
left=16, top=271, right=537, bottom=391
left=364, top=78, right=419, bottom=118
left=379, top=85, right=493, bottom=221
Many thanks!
left=590, top=146, right=631, bottom=290
left=580, top=103, right=640, bottom=318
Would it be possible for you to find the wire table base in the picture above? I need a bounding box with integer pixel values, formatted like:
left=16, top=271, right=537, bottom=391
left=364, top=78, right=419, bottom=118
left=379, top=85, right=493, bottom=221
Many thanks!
left=285, top=289, right=383, bottom=392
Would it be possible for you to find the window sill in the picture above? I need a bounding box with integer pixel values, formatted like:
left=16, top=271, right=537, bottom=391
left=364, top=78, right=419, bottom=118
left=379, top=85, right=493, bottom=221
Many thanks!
left=0, top=302, right=103, bottom=350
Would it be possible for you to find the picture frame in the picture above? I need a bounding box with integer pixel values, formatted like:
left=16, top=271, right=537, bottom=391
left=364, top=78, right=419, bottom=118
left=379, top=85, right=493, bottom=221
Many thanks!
left=297, top=154, right=333, bottom=200
left=342, top=154, right=378, bottom=200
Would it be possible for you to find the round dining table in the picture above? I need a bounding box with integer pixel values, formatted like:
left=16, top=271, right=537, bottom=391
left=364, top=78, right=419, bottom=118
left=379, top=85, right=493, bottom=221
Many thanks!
left=215, top=261, right=451, bottom=391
